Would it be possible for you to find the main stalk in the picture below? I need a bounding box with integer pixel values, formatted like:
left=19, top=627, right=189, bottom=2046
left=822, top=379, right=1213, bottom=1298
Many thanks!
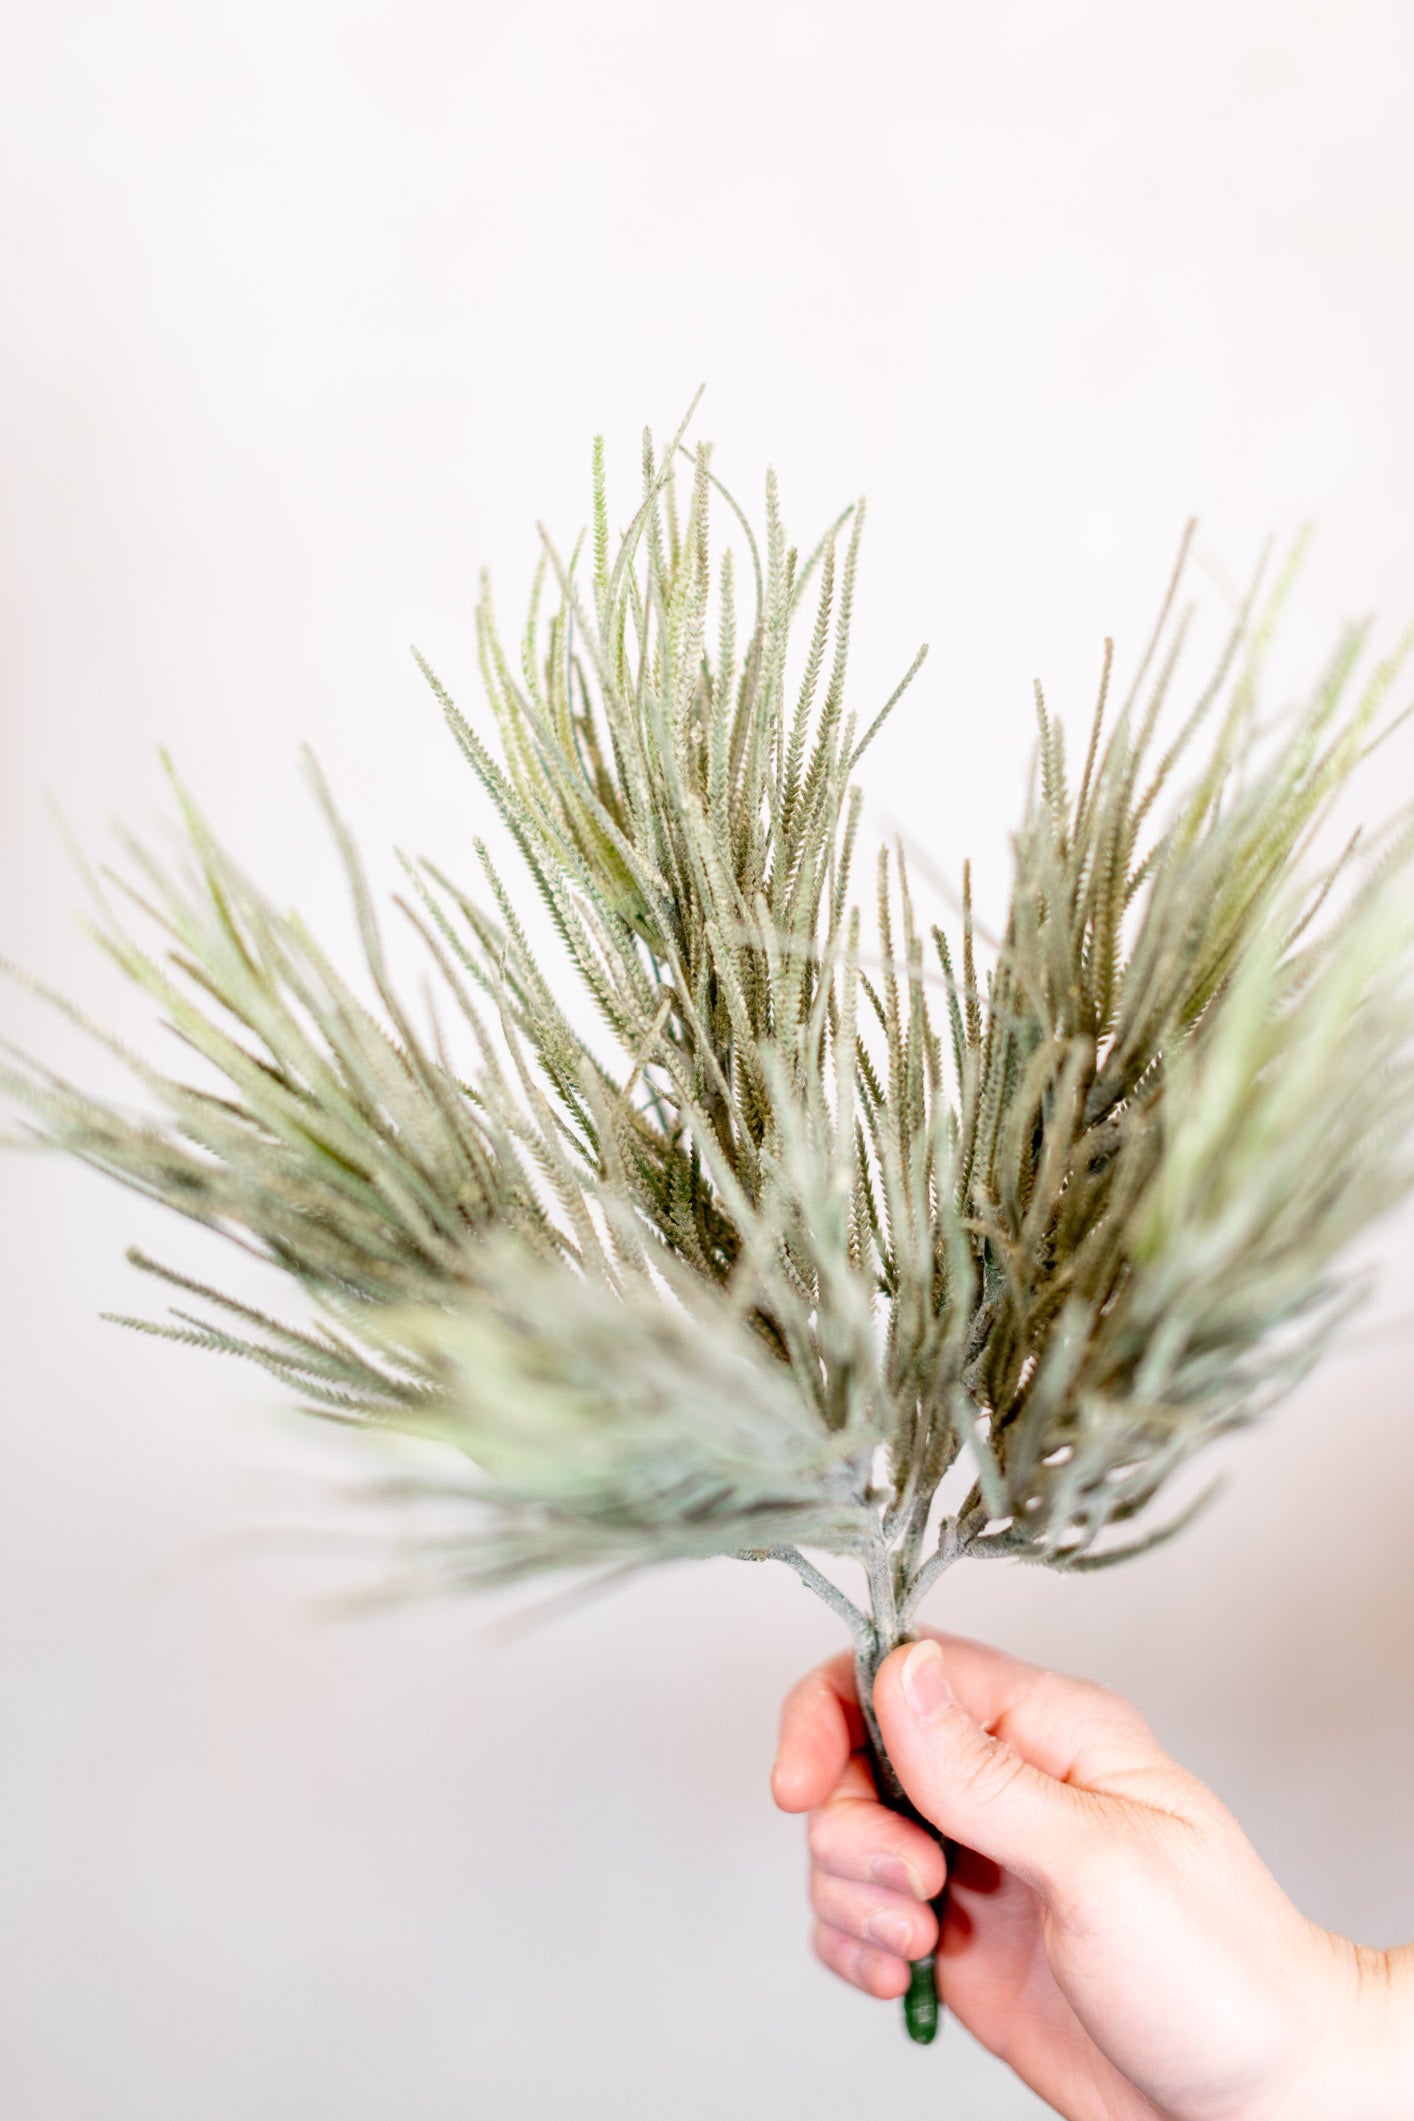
left=856, top=1549, right=949, bottom=2046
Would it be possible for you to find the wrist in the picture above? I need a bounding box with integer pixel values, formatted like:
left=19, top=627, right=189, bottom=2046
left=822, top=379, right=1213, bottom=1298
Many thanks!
left=1353, top=1942, right=1414, bottom=2119
left=1293, top=1935, right=1414, bottom=2121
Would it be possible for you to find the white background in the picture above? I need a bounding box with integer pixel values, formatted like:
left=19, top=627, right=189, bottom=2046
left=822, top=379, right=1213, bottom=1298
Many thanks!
left=3, top=3, right=1414, bottom=2116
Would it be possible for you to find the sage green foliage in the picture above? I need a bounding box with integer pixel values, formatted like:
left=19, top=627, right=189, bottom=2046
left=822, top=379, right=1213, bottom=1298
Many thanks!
left=5, top=397, right=1414, bottom=1649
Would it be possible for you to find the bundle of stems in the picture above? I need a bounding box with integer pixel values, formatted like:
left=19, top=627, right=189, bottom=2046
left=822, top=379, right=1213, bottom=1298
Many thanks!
left=6, top=395, right=1414, bottom=2045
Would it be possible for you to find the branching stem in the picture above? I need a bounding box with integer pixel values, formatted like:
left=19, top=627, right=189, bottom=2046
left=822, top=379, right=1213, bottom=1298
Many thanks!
left=760, top=1544, right=874, bottom=1649
left=901, top=1501, right=980, bottom=1625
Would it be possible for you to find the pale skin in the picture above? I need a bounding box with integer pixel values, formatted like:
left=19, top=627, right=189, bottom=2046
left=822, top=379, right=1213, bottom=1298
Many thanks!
left=772, top=1632, right=1414, bottom=2121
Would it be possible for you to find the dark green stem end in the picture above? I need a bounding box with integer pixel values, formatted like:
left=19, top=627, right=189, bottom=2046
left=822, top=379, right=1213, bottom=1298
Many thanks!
left=902, top=1952, right=939, bottom=2044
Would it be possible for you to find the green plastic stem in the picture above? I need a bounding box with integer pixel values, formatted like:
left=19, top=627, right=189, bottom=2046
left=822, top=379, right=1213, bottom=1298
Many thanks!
left=903, top=1952, right=940, bottom=2043
left=855, top=1632, right=948, bottom=2049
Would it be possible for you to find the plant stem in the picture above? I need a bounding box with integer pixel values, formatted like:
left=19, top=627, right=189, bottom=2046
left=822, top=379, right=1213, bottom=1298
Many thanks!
left=856, top=1542, right=949, bottom=2049
left=760, top=1545, right=873, bottom=1646
left=769, top=1528, right=967, bottom=2048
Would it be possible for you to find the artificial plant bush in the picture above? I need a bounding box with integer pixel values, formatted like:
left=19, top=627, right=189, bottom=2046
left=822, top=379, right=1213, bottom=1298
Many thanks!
left=5, top=394, right=1414, bottom=2046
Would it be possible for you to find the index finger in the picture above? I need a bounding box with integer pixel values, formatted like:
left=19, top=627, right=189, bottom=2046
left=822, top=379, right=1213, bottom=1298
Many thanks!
left=771, top=1649, right=869, bottom=1813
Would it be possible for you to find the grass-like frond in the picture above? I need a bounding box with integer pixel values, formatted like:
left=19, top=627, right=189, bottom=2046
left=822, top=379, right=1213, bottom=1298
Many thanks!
left=3, top=756, right=559, bottom=1303
left=4, top=404, right=1414, bottom=1647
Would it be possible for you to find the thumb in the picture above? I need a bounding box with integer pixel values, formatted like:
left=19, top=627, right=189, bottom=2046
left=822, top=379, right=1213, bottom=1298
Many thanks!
left=874, top=1638, right=1098, bottom=1897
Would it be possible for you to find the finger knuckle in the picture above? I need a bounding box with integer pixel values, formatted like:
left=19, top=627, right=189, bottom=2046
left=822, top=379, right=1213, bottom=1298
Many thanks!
left=805, top=1809, right=834, bottom=1865
left=813, top=1920, right=864, bottom=1989
left=806, top=1798, right=871, bottom=1872
left=956, top=1735, right=1027, bottom=1811
left=1036, top=1666, right=1151, bottom=1746
left=808, top=1870, right=841, bottom=1924
left=1094, top=1684, right=1154, bottom=1745
left=859, top=1944, right=907, bottom=1998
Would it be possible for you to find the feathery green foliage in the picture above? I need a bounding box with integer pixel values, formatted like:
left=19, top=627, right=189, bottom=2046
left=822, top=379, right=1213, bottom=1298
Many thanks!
left=5, top=401, right=1414, bottom=2042
left=5, top=407, right=1413, bottom=1611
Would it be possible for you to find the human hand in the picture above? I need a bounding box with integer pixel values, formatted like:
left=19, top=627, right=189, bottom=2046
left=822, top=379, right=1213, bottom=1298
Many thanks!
left=772, top=1632, right=1414, bottom=2120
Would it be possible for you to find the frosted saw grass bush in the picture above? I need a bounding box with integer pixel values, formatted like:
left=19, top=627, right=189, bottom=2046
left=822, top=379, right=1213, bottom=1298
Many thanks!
left=6, top=392, right=1414, bottom=2045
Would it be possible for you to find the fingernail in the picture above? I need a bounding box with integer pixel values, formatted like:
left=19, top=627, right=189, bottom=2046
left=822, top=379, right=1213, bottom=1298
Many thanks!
left=867, top=1908, right=914, bottom=1954
left=902, top=1639, right=952, bottom=1724
left=868, top=1852, right=925, bottom=1899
